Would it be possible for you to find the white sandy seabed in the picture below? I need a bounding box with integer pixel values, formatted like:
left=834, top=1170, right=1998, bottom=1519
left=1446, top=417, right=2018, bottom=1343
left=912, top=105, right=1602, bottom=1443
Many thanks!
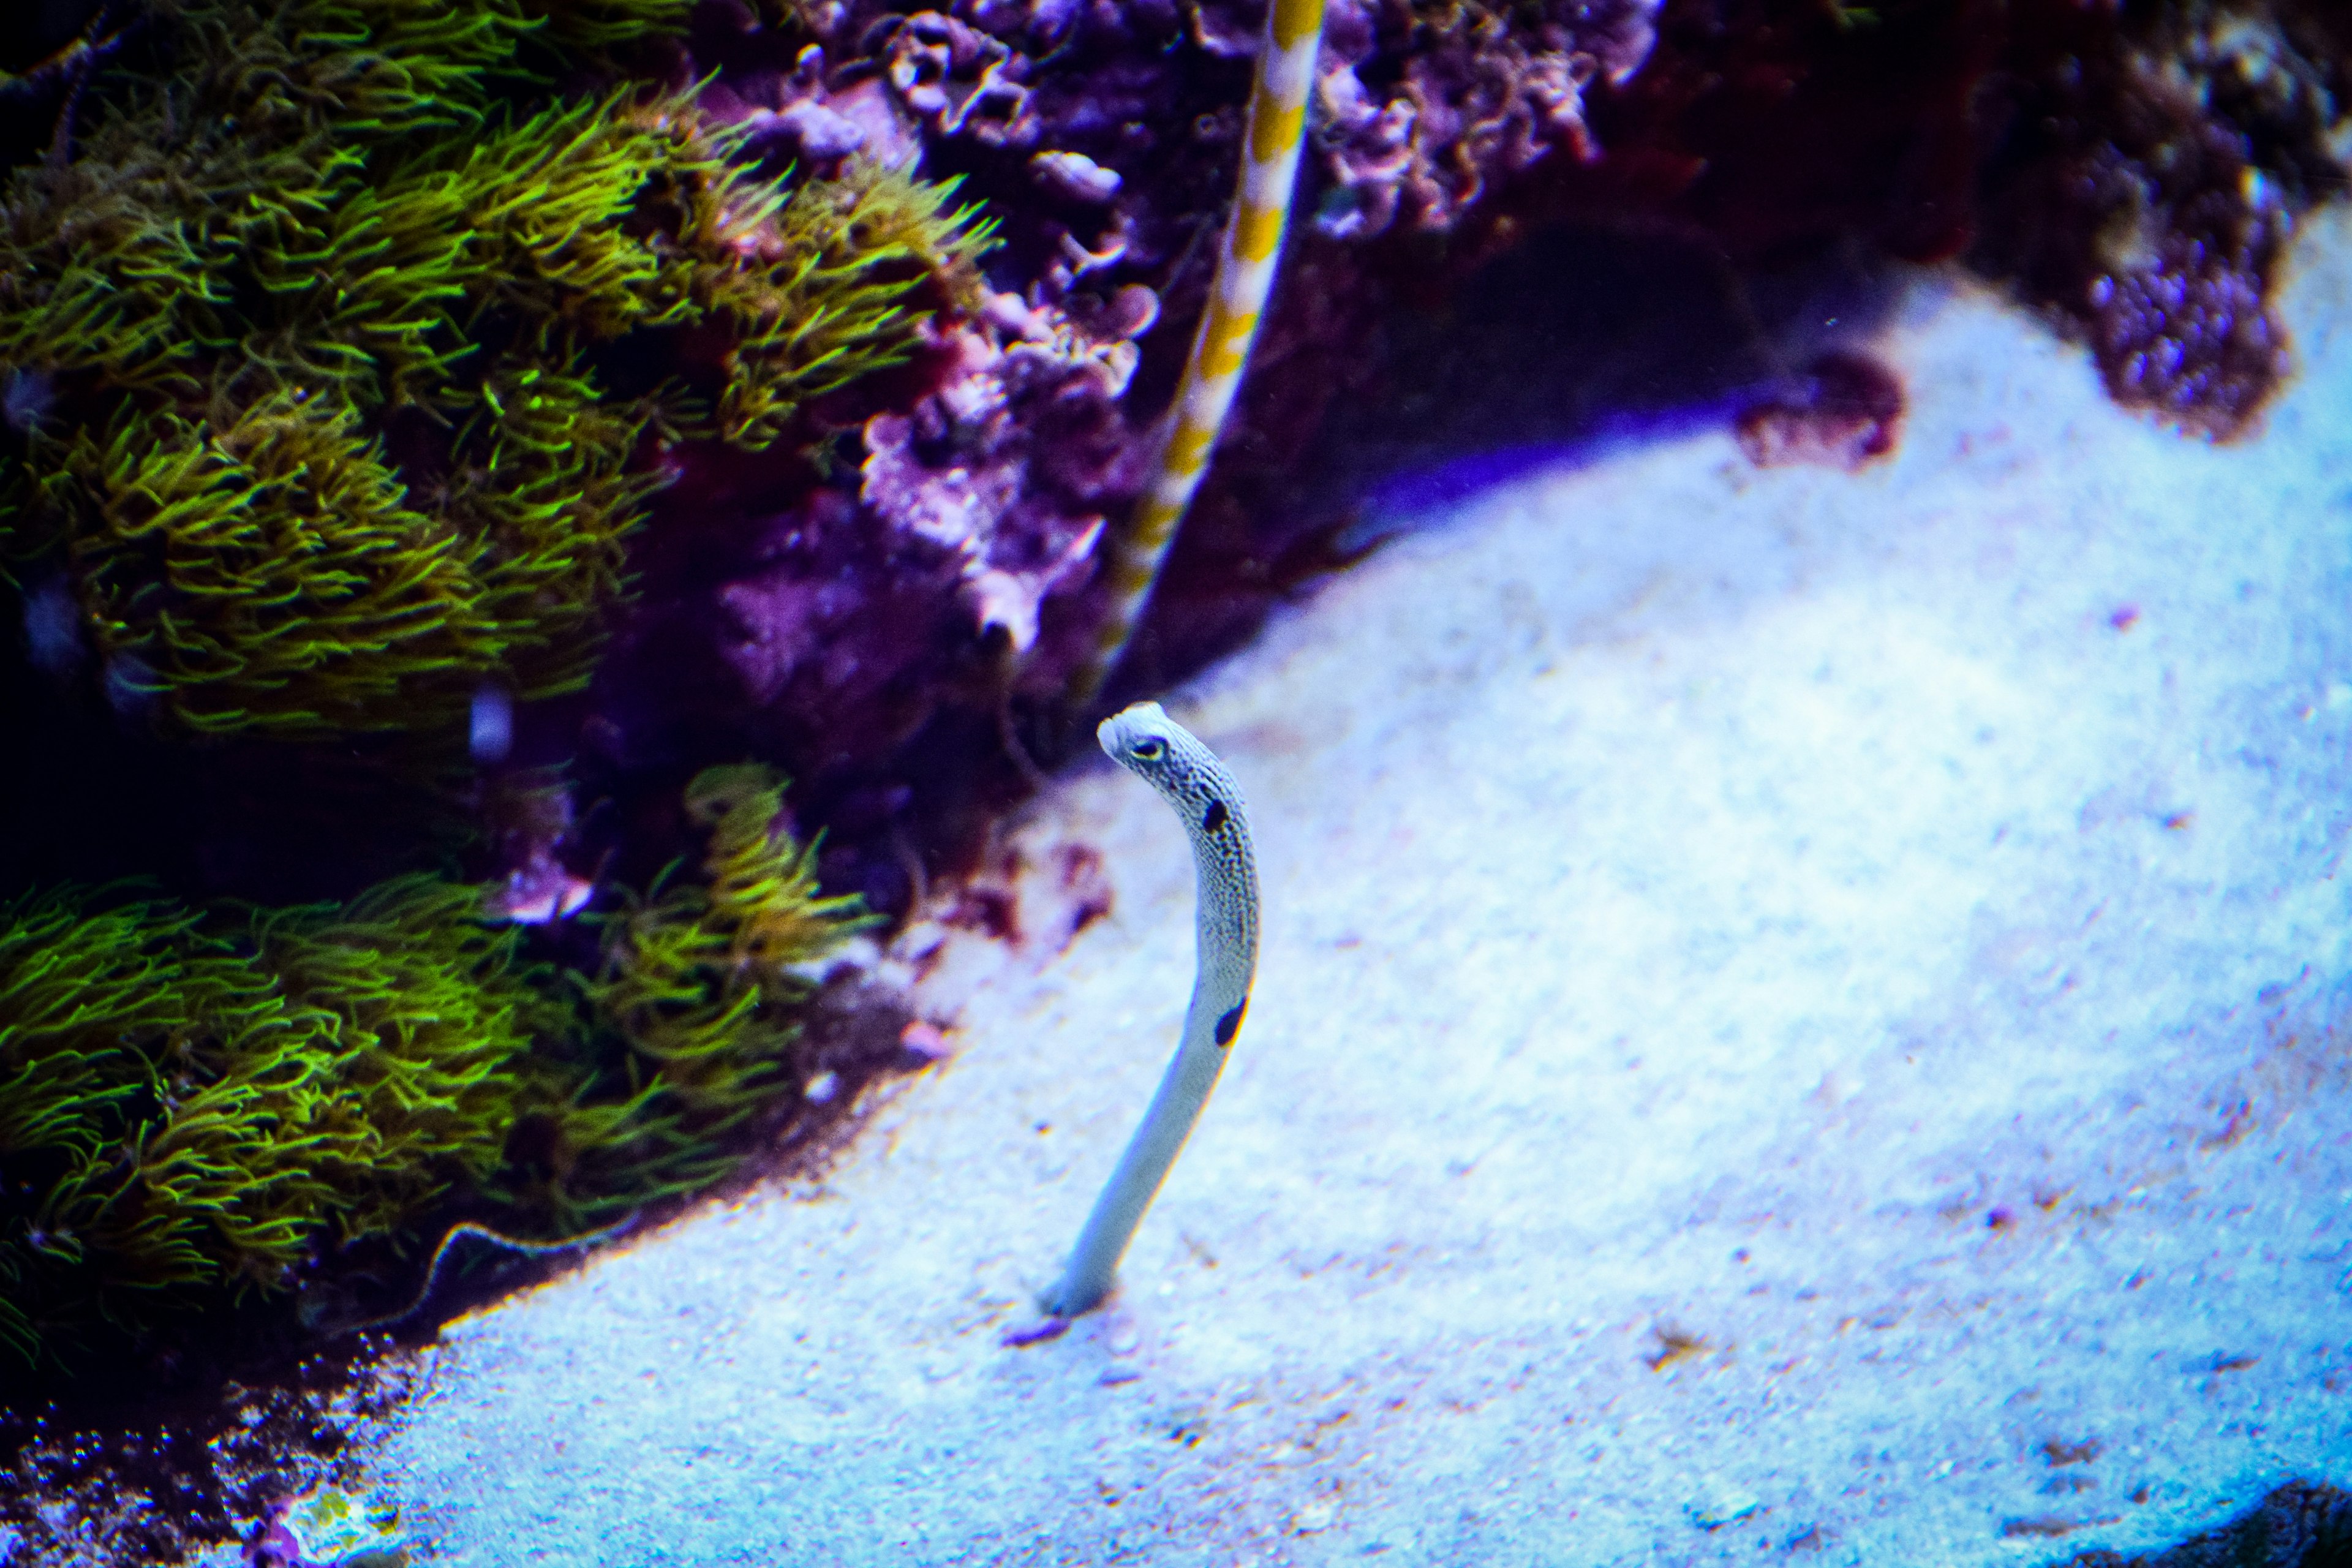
left=350, top=213, right=2352, bottom=1566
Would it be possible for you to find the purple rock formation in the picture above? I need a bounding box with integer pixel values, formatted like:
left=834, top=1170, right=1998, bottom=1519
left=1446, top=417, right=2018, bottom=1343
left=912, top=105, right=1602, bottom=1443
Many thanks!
left=1314, top=0, right=1660, bottom=239
left=1966, top=0, right=2343, bottom=438
left=587, top=285, right=1152, bottom=896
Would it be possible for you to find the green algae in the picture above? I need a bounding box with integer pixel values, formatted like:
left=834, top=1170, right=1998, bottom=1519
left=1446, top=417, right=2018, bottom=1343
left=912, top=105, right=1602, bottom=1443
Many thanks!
left=499, top=763, right=883, bottom=1228
left=0, top=878, right=538, bottom=1368
left=0, top=765, right=870, bottom=1377
left=0, top=0, right=990, bottom=743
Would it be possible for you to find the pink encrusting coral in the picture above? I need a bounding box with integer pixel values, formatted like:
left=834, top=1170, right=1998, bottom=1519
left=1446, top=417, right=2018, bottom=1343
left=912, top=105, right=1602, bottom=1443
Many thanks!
left=859, top=300, right=1144, bottom=670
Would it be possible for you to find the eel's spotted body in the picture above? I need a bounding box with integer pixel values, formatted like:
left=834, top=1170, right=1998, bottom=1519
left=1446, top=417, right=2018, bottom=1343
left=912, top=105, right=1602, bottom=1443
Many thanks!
left=1041, top=701, right=1261, bottom=1318
left=1071, top=0, right=1327, bottom=703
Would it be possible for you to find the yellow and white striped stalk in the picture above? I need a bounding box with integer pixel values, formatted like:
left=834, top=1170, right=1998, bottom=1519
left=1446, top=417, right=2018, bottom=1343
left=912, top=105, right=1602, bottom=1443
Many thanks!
left=1068, top=0, right=1326, bottom=707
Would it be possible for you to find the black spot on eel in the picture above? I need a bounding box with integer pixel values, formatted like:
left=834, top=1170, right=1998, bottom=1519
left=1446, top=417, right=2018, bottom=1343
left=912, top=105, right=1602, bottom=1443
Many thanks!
left=1039, top=701, right=1261, bottom=1319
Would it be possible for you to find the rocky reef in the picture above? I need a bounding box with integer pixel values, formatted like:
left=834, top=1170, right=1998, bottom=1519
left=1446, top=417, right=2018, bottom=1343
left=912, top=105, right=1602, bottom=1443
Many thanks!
left=589, top=0, right=2352, bottom=923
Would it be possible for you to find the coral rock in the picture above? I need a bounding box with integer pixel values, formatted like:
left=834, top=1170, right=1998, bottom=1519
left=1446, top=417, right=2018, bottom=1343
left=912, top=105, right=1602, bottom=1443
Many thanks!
left=1031, top=148, right=1123, bottom=204
left=1315, top=0, right=1662, bottom=239
left=855, top=307, right=1133, bottom=657
left=1735, top=351, right=1907, bottom=472
left=1972, top=0, right=2345, bottom=439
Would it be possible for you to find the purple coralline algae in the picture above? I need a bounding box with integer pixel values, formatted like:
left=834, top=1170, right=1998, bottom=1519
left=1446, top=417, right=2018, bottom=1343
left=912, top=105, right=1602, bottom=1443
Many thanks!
left=1314, top=0, right=1660, bottom=239
left=859, top=301, right=1141, bottom=665
left=601, top=297, right=1144, bottom=780
left=1971, top=1, right=2348, bottom=439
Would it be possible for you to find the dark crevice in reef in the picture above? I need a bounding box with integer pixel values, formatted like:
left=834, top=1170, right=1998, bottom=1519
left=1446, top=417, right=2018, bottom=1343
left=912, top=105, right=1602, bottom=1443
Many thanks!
left=0, top=634, right=471, bottom=904
left=1090, top=218, right=1921, bottom=710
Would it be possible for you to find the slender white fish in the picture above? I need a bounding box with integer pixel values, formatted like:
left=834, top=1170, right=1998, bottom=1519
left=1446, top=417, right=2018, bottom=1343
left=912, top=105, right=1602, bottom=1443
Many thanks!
left=1041, top=701, right=1260, bottom=1318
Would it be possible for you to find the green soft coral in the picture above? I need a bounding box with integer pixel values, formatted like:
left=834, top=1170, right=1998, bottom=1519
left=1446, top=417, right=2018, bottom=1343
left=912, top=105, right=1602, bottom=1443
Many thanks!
left=516, top=763, right=880, bottom=1218
left=246, top=876, right=546, bottom=1241
left=0, top=767, right=873, bottom=1374
left=67, top=392, right=503, bottom=736
left=700, top=154, right=996, bottom=449
left=0, top=878, right=545, bottom=1366
left=0, top=0, right=992, bottom=741
left=0, top=893, right=280, bottom=1364
left=595, top=764, right=874, bottom=1093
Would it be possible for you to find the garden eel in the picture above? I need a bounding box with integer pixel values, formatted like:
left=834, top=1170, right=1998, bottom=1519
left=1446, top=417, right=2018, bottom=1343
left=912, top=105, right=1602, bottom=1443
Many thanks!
left=1067, top=0, right=1327, bottom=705
left=1039, top=701, right=1259, bottom=1319
left=332, top=1214, right=637, bottom=1336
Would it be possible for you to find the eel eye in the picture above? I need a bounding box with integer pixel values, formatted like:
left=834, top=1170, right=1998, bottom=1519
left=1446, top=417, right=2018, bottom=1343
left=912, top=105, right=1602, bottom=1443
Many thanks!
left=1130, top=737, right=1166, bottom=761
